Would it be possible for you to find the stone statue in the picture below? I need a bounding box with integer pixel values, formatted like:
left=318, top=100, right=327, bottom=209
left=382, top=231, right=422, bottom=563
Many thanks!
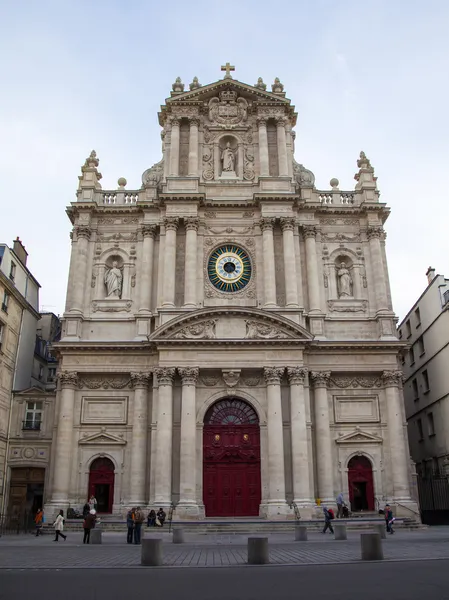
left=104, top=261, right=123, bottom=298
left=221, top=142, right=235, bottom=172
left=337, top=262, right=353, bottom=298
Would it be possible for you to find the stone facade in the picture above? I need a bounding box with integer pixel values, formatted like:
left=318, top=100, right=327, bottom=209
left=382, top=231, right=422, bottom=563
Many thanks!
left=41, top=69, right=417, bottom=520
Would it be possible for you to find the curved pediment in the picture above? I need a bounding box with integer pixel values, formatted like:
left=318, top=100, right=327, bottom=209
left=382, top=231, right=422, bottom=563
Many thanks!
left=150, top=307, right=313, bottom=345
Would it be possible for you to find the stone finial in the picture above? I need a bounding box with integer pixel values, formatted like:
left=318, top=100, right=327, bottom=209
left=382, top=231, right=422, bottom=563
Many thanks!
left=272, top=77, right=284, bottom=93
left=330, top=178, right=339, bottom=189
left=255, top=77, right=267, bottom=91
left=189, top=76, right=201, bottom=90
left=354, top=150, right=378, bottom=193
left=77, top=149, right=102, bottom=193
left=117, top=177, right=127, bottom=189
left=172, top=76, right=184, bottom=93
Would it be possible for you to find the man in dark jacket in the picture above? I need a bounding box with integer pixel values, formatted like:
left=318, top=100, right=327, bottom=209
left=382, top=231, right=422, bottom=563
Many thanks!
left=134, top=507, right=145, bottom=544
left=322, top=506, right=334, bottom=534
left=126, top=508, right=135, bottom=544
left=384, top=504, right=394, bottom=534
left=83, top=510, right=96, bottom=544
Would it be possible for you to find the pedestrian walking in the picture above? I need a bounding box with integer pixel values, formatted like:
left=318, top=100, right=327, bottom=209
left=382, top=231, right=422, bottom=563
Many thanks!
left=336, top=493, right=345, bottom=518
left=133, top=506, right=144, bottom=544
left=147, top=509, right=156, bottom=528
left=53, top=510, right=67, bottom=542
left=322, top=506, right=334, bottom=534
left=88, top=495, right=97, bottom=512
left=126, top=508, right=135, bottom=544
left=83, top=509, right=96, bottom=544
left=156, top=508, right=166, bottom=528
left=384, top=504, right=394, bottom=534
left=34, top=508, right=44, bottom=536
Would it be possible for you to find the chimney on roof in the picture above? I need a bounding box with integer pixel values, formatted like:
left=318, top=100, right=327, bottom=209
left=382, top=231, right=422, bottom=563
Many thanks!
left=13, top=237, right=28, bottom=266
left=426, top=266, right=436, bottom=285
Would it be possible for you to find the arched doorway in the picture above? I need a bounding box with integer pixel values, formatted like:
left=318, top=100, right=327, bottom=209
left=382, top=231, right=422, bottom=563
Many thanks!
left=203, top=399, right=261, bottom=517
left=348, top=455, right=375, bottom=512
left=88, top=457, right=115, bottom=513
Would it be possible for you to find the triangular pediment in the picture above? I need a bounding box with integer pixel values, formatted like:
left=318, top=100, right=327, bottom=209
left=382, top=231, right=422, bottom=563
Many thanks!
left=79, top=431, right=126, bottom=446
left=13, top=387, right=52, bottom=396
left=335, top=428, right=383, bottom=444
left=150, top=307, right=313, bottom=345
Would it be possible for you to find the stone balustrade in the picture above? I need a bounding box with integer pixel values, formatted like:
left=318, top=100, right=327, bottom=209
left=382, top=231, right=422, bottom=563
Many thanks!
left=318, top=191, right=356, bottom=205
left=101, top=191, right=140, bottom=205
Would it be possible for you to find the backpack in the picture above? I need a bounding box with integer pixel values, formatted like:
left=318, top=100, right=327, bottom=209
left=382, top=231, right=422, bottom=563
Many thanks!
left=328, top=508, right=335, bottom=520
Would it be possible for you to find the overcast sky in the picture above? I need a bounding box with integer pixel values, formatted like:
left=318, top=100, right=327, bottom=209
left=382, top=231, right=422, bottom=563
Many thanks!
left=1, top=0, right=448, bottom=321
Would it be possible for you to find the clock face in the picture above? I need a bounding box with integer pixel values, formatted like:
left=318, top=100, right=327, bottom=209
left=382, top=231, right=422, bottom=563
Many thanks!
left=208, top=245, right=252, bottom=292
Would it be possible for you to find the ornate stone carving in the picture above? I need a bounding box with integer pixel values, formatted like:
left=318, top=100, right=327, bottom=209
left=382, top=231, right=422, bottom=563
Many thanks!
left=185, top=218, right=199, bottom=232
left=97, top=232, right=138, bottom=243
left=104, top=261, right=123, bottom=298
left=330, top=375, right=382, bottom=388
left=381, top=370, right=403, bottom=387
left=130, top=372, right=151, bottom=388
left=208, top=90, right=248, bottom=126
left=259, top=218, right=275, bottom=231
left=97, top=217, right=140, bottom=225
left=203, top=211, right=216, bottom=219
left=154, top=367, right=176, bottom=385
left=367, top=226, right=384, bottom=240
left=242, top=211, right=254, bottom=218
left=242, top=375, right=261, bottom=386
left=74, top=225, right=92, bottom=240
left=293, top=160, right=315, bottom=187
left=337, top=262, right=353, bottom=298
left=78, top=376, right=132, bottom=389
left=327, top=300, right=368, bottom=312
left=189, top=117, right=200, bottom=127
left=287, top=367, right=308, bottom=385
left=302, top=225, right=317, bottom=239
left=222, top=369, right=241, bottom=388
left=172, top=77, right=184, bottom=92
left=189, top=76, right=201, bottom=90
left=57, top=371, right=79, bottom=387
left=164, top=217, right=179, bottom=231
left=92, top=300, right=132, bottom=312
left=91, top=274, right=96, bottom=289
left=174, top=319, right=217, bottom=339
left=243, top=147, right=255, bottom=181
left=255, top=77, right=267, bottom=90
left=272, top=77, right=284, bottom=93
left=310, top=371, right=331, bottom=387
left=142, top=159, right=164, bottom=187
left=280, top=217, right=296, bottom=232
left=178, top=367, right=200, bottom=385
left=320, top=232, right=361, bottom=243
left=221, top=142, right=236, bottom=173
left=263, top=367, right=285, bottom=385
left=319, top=218, right=359, bottom=226
left=201, top=375, right=219, bottom=386
left=202, top=144, right=214, bottom=181
left=141, top=225, right=157, bottom=238
left=245, top=320, right=288, bottom=340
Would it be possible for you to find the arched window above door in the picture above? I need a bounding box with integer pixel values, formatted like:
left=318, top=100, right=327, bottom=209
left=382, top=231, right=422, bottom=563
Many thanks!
left=90, top=457, right=114, bottom=472
left=204, top=399, right=259, bottom=425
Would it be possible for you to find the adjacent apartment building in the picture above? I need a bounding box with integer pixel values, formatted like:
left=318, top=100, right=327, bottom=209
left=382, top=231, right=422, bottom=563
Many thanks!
left=399, top=267, right=449, bottom=476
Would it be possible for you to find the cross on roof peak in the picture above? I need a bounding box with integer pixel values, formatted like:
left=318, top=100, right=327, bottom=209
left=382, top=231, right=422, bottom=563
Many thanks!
left=221, top=62, right=235, bottom=79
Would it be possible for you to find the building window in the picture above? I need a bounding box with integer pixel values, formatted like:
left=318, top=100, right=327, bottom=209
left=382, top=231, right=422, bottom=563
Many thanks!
left=422, top=370, right=430, bottom=393
left=9, top=262, right=16, bottom=282
left=38, top=365, right=44, bottom=380
left=412, top=378, right=419, bottom=400
left=417, top=418, right=424, bottom=441
left=0, top=322, right=3, bottom=350
left=418, top=336, right=425, bottom=356
left=2, top=292, right=10, bottom=314
left=415, top=307, right=421, bottom=328
left=427, top=412, right=435, bottom=437
left=48, top=367, right=56, bottom=382
left=406, top=319, right=412, bottom=338
left=409, top=346, right=415, bottom=365
left=23, top=401, right=42, bottom=430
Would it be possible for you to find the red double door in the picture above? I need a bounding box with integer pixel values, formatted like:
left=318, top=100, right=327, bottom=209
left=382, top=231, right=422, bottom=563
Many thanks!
left=203, top=424, right=261, bottom=517
left=348, top=456, right=375, bottom=511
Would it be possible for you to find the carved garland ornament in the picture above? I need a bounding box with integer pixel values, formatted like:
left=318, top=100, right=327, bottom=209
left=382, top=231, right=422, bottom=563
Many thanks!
left=173, top=319, right=217, bottom=339
left=330, top=375, right=382, bottom=388
left=245, top=320, right=289, bottom=340
left=78, top=376, right=132, bottom=390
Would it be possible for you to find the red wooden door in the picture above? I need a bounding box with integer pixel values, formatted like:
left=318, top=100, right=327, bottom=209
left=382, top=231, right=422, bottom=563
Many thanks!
left=348, top=456, right=374, bottom=511
left=88, top=458, right=115, bottom=514
left=203, top=399, right=261, bottom=518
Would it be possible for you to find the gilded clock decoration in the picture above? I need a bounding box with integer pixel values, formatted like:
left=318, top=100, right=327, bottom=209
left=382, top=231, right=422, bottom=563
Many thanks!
left=208, top=245, right=252, bottom=292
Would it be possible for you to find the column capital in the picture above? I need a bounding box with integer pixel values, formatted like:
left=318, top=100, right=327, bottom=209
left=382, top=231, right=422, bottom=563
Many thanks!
left=189, top=117, right=200, bottom=127
left=367, top=225, right=384, bottom=240
left=74, top=225, right=92, bottom=240
left=257, top=116, right=268, bottom=126
left=302, top=225, right=317, bottom=239
left=178, top=367, right=199, bottom=385
left=57, top=370, right=79, bottom=388
left=381, top=370, right=403, bottom=387
left=259, top=217, right=275, bottom=232
left=310, top=371, right=331, bottom=388
left=130, top=371, right=152, bottom=388
left=185, top=217, right=199, bottom=232
left=169, top=116, right=180, bottom=127
left=280, top=217, right=296, bottom=232
left=163, top=217, right=179, bottom=231
left=141, top=224, right=157, bottom=239
left=276, top=117, right=287, bottom=128
left=287, top=367, right=308, bottom=385
left=154, top=367, right=176, bottom=385
left=264, top=366, right=285, bottom=385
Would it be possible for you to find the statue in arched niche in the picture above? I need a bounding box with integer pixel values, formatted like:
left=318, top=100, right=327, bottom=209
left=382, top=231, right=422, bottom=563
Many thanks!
left=104, top=260, right=123, bottom=298
left=221, top=142, right=235, bottom=173
left=337, top=262, right=353, bottom=298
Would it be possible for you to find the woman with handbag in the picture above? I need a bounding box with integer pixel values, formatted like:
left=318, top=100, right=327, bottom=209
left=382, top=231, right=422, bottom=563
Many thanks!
left=53, top=510, right=67, bottom=542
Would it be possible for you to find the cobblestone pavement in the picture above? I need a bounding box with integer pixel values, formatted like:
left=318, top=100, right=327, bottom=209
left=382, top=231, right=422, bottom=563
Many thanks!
left=0, top=528, right=448, bottom=569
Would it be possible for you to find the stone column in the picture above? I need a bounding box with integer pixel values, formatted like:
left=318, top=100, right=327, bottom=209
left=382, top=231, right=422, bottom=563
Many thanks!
left=50, top=371, right=78, bottom=507
left=178, top=367, right=200, bottom=516
left=382, top=371, right=413, bottom=502
left=169, top=117, right=180, bottom=177
left=280, top=218, right=299, bottom=307
left=303, top=226, right=321, bottom=312
left=154, top=367, right=176, bottom=507
left=162, top=218, right=178, bottom=307
left=276, top=118, right=289, bottom=177
left=311, top=371, right=334, bottom=504
left=139, top=225, right=156, bottom=313
left=129, top=372, right=151, bottom=505
left=287, top=367, right=313, bottom=506
left=184, top=218, right=199, bottom=308
left=260, top=218, right=277, bottom=307
left=71, top=226, right=91, bottom=313
left=264, top=367, right=287, bottom=513
left=188, top=118, right=199, bottom=176
left=367, top=226, right=388, bottom=312
left=258, top=117, right=269, bottom=177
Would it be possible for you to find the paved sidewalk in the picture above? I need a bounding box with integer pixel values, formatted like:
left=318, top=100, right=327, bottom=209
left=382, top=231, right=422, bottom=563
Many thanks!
left=0, top=528, right=448, bottom=569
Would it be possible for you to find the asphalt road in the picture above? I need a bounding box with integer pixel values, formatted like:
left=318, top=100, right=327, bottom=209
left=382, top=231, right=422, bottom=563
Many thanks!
left=1, top=560, right=449, bottom=600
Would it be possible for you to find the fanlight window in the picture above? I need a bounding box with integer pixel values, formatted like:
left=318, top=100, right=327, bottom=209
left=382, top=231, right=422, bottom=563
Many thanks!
left=205, top=399, right=259, bottom=425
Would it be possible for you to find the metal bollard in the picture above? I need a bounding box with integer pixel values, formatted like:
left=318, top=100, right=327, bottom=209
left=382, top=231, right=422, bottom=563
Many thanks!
left=374, top=523, right=387, bottom=539
left=295, top=525, right=308, bottom=541
left=90, top=529, right=102, bottom=544
left=141, top=538, right=163, bottom=566
left=334, top=523, right=347, bottom=540
left=247, top=537, right=269, bottom=564
left=172, top=528, right=185, bottom=544
left=361, top=532, right=384, bottom=561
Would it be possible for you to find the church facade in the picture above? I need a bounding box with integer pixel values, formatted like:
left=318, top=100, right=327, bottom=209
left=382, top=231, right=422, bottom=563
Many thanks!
left=44, top=67, right=418, bottom=520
